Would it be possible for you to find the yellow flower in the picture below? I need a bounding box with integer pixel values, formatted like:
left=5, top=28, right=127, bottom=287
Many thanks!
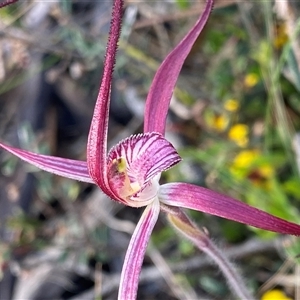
left=232, top=149, right=259, bottom=169
left=213, top=115, right=228, bottom=132
left=224, top=99, right=239, bottom=112
left=228, top=124, right=249, bottom=147
left=230, top=149, right=258, bottom=178
left=261, top=289, right=292, bottom=300
left=230, top=149, right=275, bottom=185
left=205, top=112, right=229, bottom=132
left=244, top=73, right=259, bottom=88
left=258, top=165, right=274, bottom=178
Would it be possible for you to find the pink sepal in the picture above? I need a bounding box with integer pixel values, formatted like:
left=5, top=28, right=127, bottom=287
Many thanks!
left=159, top=183, right=300, bottom=235
left=0, top=142, right=93, bottom=183
left=144, top=0, right=213, bottom=135
left=87, top=0, right=123, bottom=200
left=118, top=199, right=160, bottom=300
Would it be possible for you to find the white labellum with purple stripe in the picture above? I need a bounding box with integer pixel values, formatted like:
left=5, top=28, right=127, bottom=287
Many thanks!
left=107, top=132, right=181, bottom=207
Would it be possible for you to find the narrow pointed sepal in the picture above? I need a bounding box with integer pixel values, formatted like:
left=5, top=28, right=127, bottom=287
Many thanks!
left=118, top=199, right=160, bottom=300
left=0, top=142, right=93, bottom=183
left=87, top=0, right=123, bottom=198
left=107, top=132, right=181, bottom=207
left=144, top=0, right=213, bottom=134
left=159, top=183, right=300, bottom=235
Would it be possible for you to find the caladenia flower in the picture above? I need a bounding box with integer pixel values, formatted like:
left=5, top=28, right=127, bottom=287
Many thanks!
left=1, top=0, right=300, bottom=298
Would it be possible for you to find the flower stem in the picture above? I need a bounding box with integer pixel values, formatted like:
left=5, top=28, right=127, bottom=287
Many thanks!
left=161, top=204, right=255, bottom=299
left=0, top=0, right=18, bottom=8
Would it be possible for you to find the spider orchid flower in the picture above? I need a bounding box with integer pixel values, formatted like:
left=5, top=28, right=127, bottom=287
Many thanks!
left=1, top=0, right=300, bottom=299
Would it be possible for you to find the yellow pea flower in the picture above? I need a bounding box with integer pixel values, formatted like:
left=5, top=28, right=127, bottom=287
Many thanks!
left=261, top=289, right=292, bottom=300
left=213, top=115, right=228, bottom=132
left=244, top=73, right=259, bottom=88
left=230, top=149, right=275, bottom=187
left=228, top=124, right=249, bottom=147
left=232, top=149, right=259, bottom=169
left=258, top=165, right=274, bottom=178
left=205, top=112, right=229, bottom=132
left=224, top=99, right=239, bottom=112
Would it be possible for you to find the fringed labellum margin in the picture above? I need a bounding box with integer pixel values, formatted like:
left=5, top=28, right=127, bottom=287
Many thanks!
left=107, top=132, right=181, bottom=207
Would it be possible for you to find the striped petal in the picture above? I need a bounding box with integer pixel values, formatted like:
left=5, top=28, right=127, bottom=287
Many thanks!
left=0, top=142, right=93, bottom=183
left=144, top=0, right=213, bottom=135
left=159, top=183, right=300, bottom=235
left=118, top=199, right=160, bottom=300
left=107, top=132, right=181, bottom=207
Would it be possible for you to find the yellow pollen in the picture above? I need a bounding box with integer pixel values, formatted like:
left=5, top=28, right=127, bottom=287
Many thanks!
left=111, top=157, right=141, bottom=197
left=115, top=157, right=127, bottom=172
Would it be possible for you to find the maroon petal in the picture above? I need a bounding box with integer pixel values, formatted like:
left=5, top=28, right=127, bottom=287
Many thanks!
left=0, top=142, right=93, bottom=183
left=159, top=183, right=300, bottom=235
left=87, top=0, right=123, bottom=199
left=144, top=0, right=213, bottom=135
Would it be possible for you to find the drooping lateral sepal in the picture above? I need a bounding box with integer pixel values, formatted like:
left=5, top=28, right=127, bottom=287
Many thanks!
left=107, top=132, right=181, bottom=207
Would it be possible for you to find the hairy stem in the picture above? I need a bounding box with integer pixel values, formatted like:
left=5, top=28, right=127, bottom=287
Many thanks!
left=161, top=204, right=255, bottom=299
left=0, top=0, right=18, bottom=9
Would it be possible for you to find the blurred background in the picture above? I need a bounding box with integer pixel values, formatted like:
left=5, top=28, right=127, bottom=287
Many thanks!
left=0, top=0, right=300, bottom=299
